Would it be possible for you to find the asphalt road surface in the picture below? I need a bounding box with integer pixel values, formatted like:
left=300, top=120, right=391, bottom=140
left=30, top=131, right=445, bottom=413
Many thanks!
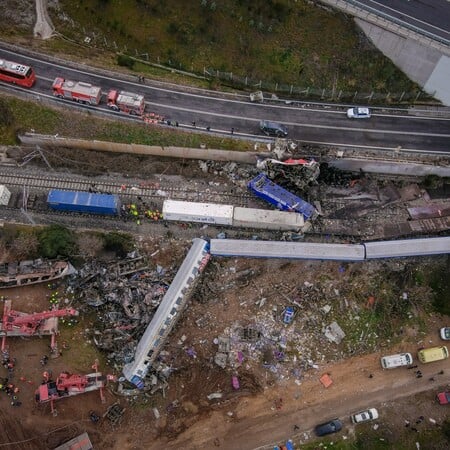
left=354, top=0, right=450, bottom=44
left=1, top=46, right=450, bottom=154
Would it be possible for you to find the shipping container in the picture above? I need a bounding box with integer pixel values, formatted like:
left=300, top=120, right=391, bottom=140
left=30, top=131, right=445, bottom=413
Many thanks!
left=233, top=207, right=304, bottom=231
left=47, top=190, right=120, bottom=215
left=0, top=185, right=11, bottom=206
left=247, top=173, right=316, bottom=220
left=162, top=200, right=233, bottom=226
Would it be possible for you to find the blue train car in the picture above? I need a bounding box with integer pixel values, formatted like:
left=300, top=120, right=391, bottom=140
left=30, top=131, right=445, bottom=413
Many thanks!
left=47, top=190, right=120, bottom=215
left=247, top=173, right=316, bottom=219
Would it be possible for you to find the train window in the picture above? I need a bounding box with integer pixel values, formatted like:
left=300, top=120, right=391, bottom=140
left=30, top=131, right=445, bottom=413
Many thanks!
left=159, top=328, right=165, bottom=336
left=175, top=297, right=183, bottom=305
left=170, top=307, right=177, bottom=316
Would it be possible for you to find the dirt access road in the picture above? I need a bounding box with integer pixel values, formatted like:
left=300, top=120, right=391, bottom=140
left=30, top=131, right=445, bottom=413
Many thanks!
left=150, top=326, right=450, bottom=450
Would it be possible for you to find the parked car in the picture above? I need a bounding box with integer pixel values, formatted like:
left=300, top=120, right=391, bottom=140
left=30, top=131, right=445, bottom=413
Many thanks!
left=259, top=120, right=288, bottom=137
left=346, top=107, right=371, bottom=119
left=440, top=327, right=450, bottom=340
left=380, top=353, right=413, bottom=369
left=351, top=408, right=379, bottom=423
left=314, top=419, right=342, bottom=436
left=437, top=392, right=450, bottom=405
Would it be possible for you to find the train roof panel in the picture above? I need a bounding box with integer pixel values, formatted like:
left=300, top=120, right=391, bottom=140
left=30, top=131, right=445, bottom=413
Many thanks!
left=365, top=237, right=450, bottom=259
left=210, top=239, right=365, bottom=261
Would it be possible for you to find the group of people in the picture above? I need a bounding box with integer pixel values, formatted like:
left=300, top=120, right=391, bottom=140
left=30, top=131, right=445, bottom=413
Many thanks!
left=1, top=351, right=22, bottom=406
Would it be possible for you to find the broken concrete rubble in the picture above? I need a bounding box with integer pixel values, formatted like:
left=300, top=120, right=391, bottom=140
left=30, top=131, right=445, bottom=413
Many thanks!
left=324, top=321, right=346, bottom=344
left=68, top=254, right=172, bottom=376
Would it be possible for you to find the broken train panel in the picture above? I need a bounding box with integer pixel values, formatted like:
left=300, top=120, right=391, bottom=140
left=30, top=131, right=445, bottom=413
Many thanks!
left=122, top=238, right=210, bottom=389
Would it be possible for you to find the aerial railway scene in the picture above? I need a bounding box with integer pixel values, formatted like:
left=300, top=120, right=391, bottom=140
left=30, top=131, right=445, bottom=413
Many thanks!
left=0, top=1, right=449, bottom=449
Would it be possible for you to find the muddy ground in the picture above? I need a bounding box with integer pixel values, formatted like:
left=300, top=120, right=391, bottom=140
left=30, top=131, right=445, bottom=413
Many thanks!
left=0, top=247, right=449, bottom=450
left=0, top=148, right=449, bottom=449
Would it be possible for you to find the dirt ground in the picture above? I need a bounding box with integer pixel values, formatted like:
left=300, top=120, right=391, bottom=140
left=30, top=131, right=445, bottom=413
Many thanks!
left=0, top=254, right=449, bottom=450
left=0, top=149, right=449, bottom=449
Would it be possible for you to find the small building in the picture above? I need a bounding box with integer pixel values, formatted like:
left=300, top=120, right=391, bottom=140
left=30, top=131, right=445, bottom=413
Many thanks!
left=54, top=432, right=93, bottom=450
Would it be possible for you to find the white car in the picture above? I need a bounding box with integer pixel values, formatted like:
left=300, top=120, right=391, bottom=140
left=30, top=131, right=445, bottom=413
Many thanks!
left=440, top=327, right=450, bottom=340
left=347, top=107, right=371, bottom=119
left=351, top=408, right=379, bottom=424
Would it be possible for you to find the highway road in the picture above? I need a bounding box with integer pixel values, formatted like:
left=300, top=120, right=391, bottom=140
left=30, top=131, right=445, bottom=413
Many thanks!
left=1, top=46, right=450, bottom=154
left=349, top=0, right=450, bottom=44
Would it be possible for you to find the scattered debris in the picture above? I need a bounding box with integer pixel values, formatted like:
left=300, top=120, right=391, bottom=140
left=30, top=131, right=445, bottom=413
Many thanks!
left=319, top=373, right=333, bottom=388
left=104, top=402, right=125, bottom=426
left=324, top=321, right=346, bottom=344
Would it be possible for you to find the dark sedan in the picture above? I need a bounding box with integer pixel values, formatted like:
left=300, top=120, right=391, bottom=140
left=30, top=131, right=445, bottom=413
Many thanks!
left=314, top=418, right=343, bottom=436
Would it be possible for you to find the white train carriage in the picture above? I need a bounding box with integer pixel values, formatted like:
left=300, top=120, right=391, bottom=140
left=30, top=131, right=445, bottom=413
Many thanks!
left=163, top=200, right=233, bottom=226
left=122, top=238, right=210, bottom=389
left=233, top=206, right=304, bottom=231
left=210, top=239, right=366, bottom=261
left=364, top=237, right=450, bottom=259
left=162, top=200, right=305, bottom=231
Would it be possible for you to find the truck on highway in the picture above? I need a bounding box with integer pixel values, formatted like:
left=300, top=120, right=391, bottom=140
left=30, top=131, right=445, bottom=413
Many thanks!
left=107, top=89, right=145, bottom=115
left=52, top=78, right=145, bottom=115
left=52, top=77, right=102, bottom=105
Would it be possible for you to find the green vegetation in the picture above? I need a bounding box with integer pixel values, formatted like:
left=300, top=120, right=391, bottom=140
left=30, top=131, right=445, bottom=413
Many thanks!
left=430, top=258, right=450, bottom=316
left=103, top=231, right=135, bottom=257
left=0, top=224, right=139, bottom=263
left=48, top=0, right=420, bottom=96
left=292, top=417, right=450, bottom=450
left=0, top=95, right=251, bottom=149
left=0, top=97, right=64, bottom=145
left=117, top=54, right=135, bottom=70
left=37, top=225, right=78, bottom=258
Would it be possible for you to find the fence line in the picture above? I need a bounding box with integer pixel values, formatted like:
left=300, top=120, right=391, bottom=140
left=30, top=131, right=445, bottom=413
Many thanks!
left=91, top=36, right=434, bottom=105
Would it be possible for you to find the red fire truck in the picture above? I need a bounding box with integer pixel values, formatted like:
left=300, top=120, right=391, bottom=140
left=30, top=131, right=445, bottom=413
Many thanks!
left=107, top=90, right=145, bottom=115
left=52, top=77, right=102, bottom=105
left=0, top=59, right=36, bottom=88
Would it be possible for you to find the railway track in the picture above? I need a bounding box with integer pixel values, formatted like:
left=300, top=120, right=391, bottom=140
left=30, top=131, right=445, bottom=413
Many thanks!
left=1, top=167, right=448, bottom=240
left=0, top=167, right=255, bottom=207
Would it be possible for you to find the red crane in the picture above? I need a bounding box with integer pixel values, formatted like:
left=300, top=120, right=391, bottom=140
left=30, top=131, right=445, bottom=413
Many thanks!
left=1, top=299, right=78, bottom=351
left=35, top=361, right=116, bottom=415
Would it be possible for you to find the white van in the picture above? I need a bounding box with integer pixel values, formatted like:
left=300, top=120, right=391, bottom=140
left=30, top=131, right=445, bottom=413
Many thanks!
left=380, top=353, right=413, bottom=369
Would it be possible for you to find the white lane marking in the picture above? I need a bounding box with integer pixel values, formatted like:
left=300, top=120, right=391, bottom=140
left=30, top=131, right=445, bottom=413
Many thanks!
left=362, top=0, right=450, bottom=36
left=143, top=100, right=450, bottom=137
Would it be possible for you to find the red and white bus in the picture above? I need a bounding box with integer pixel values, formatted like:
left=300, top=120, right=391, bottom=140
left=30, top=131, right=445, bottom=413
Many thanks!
left=0, top=59, right=36, bottom=88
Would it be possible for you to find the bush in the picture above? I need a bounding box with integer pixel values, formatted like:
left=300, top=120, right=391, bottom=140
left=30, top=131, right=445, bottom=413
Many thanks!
left=117, top=54, right=135, bottom=69
left=0, top=98, right=14, bottom=127
left=103, top=232, right=134, bottom=257
left=37, top=225, right=77, bottom=259
left=431, top=258, right=450, bottom=316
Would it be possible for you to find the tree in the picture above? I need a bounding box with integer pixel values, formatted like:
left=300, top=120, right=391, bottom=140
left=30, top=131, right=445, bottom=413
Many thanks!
left=10, top=231, right=39, bottom=259
left=37, top=225, right=77, bottom=259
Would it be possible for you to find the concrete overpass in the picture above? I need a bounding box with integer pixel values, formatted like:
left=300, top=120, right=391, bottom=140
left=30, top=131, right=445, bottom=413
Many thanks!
left=319, top=0, right=450, bottom=105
